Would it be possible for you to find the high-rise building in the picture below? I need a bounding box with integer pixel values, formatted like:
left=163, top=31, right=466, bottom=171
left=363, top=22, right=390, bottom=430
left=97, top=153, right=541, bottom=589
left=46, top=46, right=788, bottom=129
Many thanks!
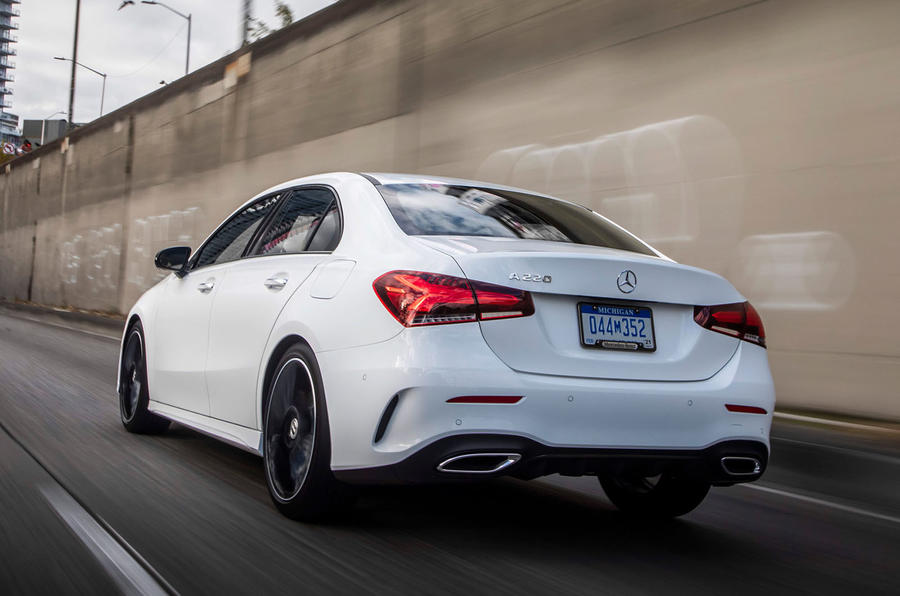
left=0, top=0, right=19, bottom=143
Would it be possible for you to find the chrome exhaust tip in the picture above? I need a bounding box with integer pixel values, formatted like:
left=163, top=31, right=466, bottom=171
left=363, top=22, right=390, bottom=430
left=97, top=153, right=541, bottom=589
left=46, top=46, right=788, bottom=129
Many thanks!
left=720, top=456, right=761, bottom=476
left=436, top=453, right=521, bottom=474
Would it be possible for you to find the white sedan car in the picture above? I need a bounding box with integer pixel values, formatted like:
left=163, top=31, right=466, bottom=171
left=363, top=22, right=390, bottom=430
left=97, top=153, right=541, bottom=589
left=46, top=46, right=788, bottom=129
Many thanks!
left=118, top=172, right=774, bottom=520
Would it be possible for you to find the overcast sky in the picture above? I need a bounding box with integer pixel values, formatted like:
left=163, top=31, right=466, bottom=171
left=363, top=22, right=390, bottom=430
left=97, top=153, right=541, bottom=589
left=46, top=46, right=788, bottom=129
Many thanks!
left=13, top=0, right=337, bottom=124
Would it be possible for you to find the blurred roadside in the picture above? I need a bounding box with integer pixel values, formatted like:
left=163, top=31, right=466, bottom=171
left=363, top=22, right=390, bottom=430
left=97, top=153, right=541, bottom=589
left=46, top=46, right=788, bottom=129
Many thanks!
left=0, top=299, right=124, bottom=340
left=762, top=415, right=900, bottom=520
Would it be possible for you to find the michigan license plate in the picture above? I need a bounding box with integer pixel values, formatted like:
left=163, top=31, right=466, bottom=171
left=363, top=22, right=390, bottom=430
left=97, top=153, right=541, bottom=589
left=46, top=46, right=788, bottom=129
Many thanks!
left=578, top=303, right=656, bottom=351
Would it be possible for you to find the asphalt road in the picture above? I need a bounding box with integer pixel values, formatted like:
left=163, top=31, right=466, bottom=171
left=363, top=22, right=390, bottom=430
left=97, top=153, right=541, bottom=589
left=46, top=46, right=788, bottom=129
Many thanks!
left=1, top=307, right=898, bottom=595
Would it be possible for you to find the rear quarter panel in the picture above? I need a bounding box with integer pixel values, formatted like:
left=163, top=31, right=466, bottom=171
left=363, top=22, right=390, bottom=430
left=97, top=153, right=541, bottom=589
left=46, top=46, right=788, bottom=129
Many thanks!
left=253, top=175, right=465, bottom=429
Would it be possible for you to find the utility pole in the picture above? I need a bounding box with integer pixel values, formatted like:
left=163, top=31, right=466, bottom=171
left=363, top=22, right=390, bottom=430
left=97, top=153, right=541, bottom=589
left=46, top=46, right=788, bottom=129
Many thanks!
left=242, top=0, right=252, bottom=46
left=67, top=0, right=82, bottom=130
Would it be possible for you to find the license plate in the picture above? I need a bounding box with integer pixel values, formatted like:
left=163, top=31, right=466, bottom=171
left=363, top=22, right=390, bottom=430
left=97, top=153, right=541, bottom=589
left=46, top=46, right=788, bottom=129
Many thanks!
left=578, top=303, right=656, bottom=351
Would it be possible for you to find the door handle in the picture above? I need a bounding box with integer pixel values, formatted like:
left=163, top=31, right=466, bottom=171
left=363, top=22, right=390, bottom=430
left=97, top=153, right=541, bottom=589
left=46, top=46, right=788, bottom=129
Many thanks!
left=197, top=279, right=215, bottom=293
left=264, top=276, right=288, bottom=290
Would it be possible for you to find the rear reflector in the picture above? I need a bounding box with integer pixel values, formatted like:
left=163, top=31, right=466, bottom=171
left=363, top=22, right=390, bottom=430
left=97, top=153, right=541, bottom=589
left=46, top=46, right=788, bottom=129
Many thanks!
left=693, top=301, right=766, bottom=347
left=373, top=270, right=534, bottom=327
left=725, top=404, right=768, bottom=415
left=446, top=396, right=523, bottom=404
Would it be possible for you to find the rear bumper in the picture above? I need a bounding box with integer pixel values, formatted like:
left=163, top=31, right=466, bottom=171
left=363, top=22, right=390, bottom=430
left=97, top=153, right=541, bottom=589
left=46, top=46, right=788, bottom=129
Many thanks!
left=317, top=322, right=775, bottom=475
left=334, top=435, right=768, bottom=485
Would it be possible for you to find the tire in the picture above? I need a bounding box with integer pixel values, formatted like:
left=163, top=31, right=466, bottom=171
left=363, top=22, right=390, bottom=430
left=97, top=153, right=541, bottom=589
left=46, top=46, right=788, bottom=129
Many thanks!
left=599, top=471, right=710, bottom=518
left=119, top=322, right=170, bottom=434
left=263, top=342, right=353, bottom=521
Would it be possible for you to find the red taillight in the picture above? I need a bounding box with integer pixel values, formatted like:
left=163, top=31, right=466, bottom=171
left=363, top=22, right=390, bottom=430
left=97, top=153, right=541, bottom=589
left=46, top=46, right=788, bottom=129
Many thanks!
left=373, top=270, right=534, bottom=327
left=693, top=301, right=766, bottom=347
left=471, top=279, right=535, bottom=320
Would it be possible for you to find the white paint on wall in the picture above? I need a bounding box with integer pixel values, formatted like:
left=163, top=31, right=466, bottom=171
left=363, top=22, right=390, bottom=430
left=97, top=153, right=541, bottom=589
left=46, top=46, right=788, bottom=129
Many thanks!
left=60, top=224, right=121, bottom=295
left=128, top=206, right=204, bottom=289
left=731, top=231, right=856, bottom=311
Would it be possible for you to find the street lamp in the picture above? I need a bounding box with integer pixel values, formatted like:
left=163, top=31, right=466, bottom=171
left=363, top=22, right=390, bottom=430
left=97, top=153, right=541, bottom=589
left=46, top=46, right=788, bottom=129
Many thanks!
left=121, top=1, right=191, bottom=76
left=54, top=57, right=106, bottom=119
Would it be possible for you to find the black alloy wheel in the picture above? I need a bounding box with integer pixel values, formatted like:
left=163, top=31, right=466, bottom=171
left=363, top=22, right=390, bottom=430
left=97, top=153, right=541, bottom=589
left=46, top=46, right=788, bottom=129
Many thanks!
left=119, top=323, right=169, bottom=434
left=265, top=357, right=317, bottom=501
left=263, top=342, right=352, bottom=520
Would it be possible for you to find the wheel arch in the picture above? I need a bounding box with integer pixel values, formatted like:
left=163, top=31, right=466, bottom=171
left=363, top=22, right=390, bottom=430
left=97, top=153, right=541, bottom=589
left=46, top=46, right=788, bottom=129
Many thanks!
left=124, top=313, right=141, bottom=335
left=259, top=334, right=314, bottom=425
left=117, top=314, right=143, bottom=395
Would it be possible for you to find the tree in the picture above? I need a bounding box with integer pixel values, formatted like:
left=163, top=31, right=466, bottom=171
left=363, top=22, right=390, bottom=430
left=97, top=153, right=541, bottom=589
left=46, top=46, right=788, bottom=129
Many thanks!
left=250, top=1, right=295, bottom=42
left=275, top=1, right=294, bottom=27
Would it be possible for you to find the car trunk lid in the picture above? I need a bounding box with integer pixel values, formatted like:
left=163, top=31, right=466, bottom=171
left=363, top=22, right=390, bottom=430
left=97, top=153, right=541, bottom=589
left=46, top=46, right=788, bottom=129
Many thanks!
left=416, top=236, right=743, bottom=382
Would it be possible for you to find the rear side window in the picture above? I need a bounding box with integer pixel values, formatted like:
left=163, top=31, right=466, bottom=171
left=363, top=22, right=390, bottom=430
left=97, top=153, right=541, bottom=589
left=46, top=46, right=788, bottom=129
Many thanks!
left=253, top=188, right=338, bottom=256
left=192, top=194, right=281, bottom=268
left=305, top=202, right=340, bottom=252
left=376, top=183, right=654, bottom=256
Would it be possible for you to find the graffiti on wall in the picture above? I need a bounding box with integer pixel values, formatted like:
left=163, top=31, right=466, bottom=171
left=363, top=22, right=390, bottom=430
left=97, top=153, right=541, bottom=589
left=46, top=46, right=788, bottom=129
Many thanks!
left=128, top=206, right=204, bottom=289
left=60, top=224, right=122, bottom=297
left=58, top=206, right=204, bottom=297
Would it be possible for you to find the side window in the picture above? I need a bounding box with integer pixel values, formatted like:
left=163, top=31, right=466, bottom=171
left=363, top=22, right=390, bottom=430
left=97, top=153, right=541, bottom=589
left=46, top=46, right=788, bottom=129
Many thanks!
left=305, top=202, right=340, bottom=252
left=254, top=188, right=337, bottom=256
left=193, top=194, right=280, bottom=269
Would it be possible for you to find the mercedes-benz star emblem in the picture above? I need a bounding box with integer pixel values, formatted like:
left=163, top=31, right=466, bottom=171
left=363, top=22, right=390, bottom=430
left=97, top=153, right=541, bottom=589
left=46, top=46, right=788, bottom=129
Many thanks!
left=617, top=270, right=637, bottom=293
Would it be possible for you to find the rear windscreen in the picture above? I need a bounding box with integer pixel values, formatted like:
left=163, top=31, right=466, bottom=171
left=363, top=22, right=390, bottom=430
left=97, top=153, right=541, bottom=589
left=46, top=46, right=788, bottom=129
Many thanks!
left=376, top=183, right=655, bottom=256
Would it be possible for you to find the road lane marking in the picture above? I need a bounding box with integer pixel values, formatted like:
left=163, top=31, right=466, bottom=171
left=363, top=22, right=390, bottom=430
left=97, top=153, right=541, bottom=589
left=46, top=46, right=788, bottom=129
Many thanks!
left=41, top=485, right=171, bottom=596
left=0, top=421, right=176, bottom=595
left=773, top=412, right=899, bottom=434
left=740, top=483, right=900, bottom=525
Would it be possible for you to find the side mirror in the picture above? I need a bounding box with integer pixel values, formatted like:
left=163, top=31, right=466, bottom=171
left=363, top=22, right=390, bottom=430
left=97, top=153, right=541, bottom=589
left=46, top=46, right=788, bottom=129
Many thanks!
left=154, top=246, right=191, bottom=277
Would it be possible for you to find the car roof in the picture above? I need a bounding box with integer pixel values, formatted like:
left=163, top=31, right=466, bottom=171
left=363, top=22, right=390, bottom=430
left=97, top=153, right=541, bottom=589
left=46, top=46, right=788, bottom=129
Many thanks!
left=204, top=172, right=661, bottom=260
left=243, top=172, right=562, bottom=208
left=363, top=172, right=558, bottom=199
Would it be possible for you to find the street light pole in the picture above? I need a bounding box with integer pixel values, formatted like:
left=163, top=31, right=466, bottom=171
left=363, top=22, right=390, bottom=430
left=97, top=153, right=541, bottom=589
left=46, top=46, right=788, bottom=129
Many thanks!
left=100, top=72, right=107, bottom=116
left=67, top=0, right=81, bottom=130
left=140, top=1, right=191, bottom=76
left=54, top=57, right=107, bottom=119
left=186, top=12, right=191, bottom=76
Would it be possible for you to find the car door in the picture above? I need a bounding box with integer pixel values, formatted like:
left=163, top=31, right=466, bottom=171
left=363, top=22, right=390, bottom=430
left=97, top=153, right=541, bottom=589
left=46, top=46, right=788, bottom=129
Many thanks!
left=150, top=194, right=282, bottom=415
left=206, top=186, right=342, bottom=428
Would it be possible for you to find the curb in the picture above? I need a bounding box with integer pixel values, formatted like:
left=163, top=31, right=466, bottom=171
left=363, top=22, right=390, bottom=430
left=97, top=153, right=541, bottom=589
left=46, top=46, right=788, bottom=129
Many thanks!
left=0, top=300, right=125, bottom=339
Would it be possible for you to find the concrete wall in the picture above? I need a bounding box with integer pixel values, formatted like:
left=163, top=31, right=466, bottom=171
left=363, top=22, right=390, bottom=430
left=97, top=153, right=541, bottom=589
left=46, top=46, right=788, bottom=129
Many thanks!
left=1, top=0, right=898, bottom=419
